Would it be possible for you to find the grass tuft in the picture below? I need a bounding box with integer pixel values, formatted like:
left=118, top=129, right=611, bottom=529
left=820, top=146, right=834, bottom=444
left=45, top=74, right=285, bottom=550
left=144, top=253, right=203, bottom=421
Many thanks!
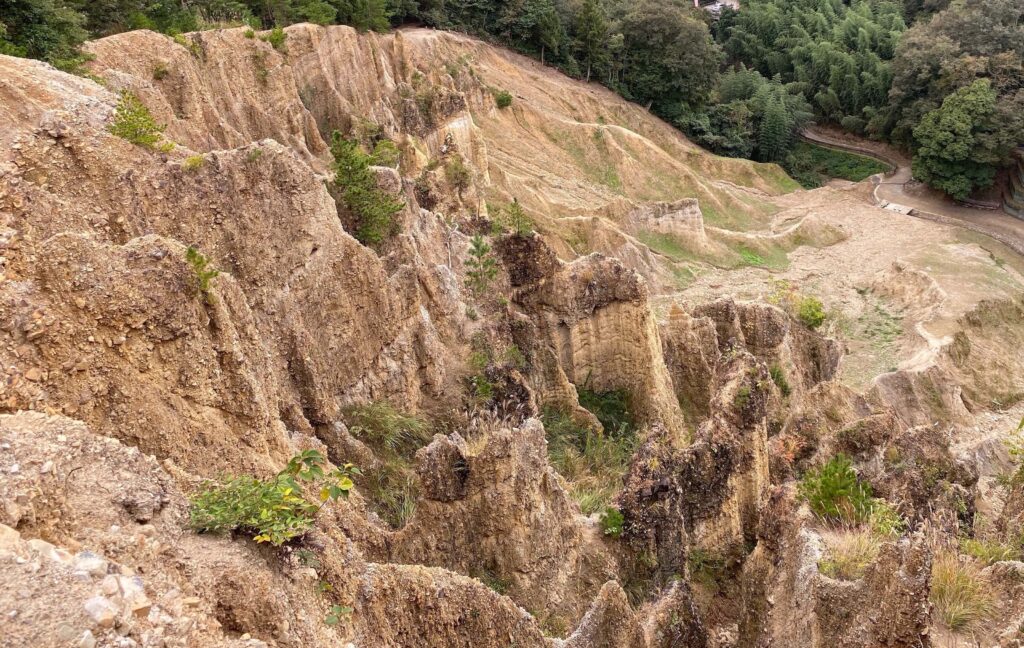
left=541, top=400, right=637, bottom=515
left=818, top=529, right=880, bottom=580
left=344, top=402, right=430, bottom=528
left=930, top=553, right=995, bottom=631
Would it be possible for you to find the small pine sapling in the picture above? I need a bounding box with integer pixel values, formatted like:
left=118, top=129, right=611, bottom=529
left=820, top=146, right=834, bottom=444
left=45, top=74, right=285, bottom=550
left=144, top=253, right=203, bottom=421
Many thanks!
left=464, top=234, right=498, bottom=295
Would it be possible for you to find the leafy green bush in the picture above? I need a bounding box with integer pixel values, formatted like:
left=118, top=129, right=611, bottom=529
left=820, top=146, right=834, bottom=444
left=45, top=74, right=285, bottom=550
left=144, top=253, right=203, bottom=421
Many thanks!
left=330, top=133, right=405, bottom=246
left=797, top=296, right=826, bottom=329
left=109, top=91, right=165, bottom=148
left=867, top=499, right=906, bottom=537
left=799, top=454, right=874, bottom=525
left=189, top=449, right=358, bottom=545
left=464, top=235, right=499, bottom=296
left=494, top=89, right=513, bottom=109
left=260, top=26, right=287, bottom=51
left=185, top=246, right=219, bottom=297
left=599, top=507, right=624, bottom=537
left=243, top=28, right=255, bottom=39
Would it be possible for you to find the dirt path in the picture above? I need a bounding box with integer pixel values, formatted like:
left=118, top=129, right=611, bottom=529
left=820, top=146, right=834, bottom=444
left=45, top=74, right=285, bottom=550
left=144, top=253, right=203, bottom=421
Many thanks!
left=801, top=127, right=1024, bottom=257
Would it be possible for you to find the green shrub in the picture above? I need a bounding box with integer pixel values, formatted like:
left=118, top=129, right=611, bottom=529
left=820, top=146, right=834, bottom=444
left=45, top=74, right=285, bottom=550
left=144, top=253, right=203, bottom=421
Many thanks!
left=182, top=154, right=205, bottom=171
left=189, top=449, right=359, bottom=545
left=172, top=33, right=200, bottom=57
left=599, top=507, right=624, bottom=537
left=370, top=139, right=400, bottom=168
left=243, top=28, right=255, bottom=39
left=769, top=364, right=791, bottom=396
left=687, top=547, right=729, bottom=587
left=152, top=61, right=169, bottom=80
left=108, top=91, right=165, bottom=148
left=797, top=296, right=826, bottom=329
left=799, top=454, right=874, bottom=525
left=445, top=155, right=471, bottom=192
left=931, top=553, right=994, bottom=631
left=464, top=234, right=499, bottom=296
left=325, top=604, right=353, bottom=626
left=733, top=385, right=751, bottom=409
left=260, top=27, right=287, bottom=51
left=185, top=246, right=219, bottom=297
left=578, top=388, right=633, bottom=436
left=868, top=499, right=906, bottom=537
left=494, top=89, right=513, bottom=109
left=330, top=133, right=405, bottom=246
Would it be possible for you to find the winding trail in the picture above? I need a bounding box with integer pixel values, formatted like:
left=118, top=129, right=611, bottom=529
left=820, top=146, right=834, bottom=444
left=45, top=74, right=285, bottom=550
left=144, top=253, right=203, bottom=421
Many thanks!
left=801, top=126, right=1024, bottom=257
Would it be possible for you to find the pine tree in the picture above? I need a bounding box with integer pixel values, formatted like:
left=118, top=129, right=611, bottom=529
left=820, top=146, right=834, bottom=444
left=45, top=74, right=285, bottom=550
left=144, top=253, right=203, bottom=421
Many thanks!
left=464, top=234, right=499, bottom=295
left=330, top=132, right=405, bottom=246
left=574, top=0, right=608, bottom=82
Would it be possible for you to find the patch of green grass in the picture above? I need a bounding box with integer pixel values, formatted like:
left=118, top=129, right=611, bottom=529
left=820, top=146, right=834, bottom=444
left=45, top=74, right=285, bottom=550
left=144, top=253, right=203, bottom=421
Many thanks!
left=799, top=454, right=874, bottom=525
left=344, top=402, right=430, bottom=528
left=577, top=388, right=633, bottom=436
left=738, top=248, right=765, bottom=266
left=635, top=231, right=699, bottom=263
left=769, top=364, right=791, bottom=397
left=960, top=537, right=1022, bottom=565
left=782, top=142, right=889, bottom=189
left=541, top=404, right=637, bottom=515
left=687, top=547, right=729, bottom=587
left=470, top=566, right=511, bottom=594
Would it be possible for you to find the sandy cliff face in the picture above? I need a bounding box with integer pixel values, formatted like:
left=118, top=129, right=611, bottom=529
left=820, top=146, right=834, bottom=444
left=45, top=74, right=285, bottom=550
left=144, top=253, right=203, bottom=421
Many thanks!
left=1, top=20, right=1022, bottom=648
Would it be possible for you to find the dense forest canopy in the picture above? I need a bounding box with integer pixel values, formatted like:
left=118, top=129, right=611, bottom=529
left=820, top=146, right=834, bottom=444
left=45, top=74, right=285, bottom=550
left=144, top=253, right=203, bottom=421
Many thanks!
left=1, top=0, right=1021, bottom=199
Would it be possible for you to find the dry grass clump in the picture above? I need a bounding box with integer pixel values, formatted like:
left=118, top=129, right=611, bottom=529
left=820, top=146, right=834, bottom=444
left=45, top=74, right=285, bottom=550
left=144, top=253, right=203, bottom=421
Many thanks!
left=930, top=553, right=995, bottom=631
left=818, top=528, right=881, bottom=580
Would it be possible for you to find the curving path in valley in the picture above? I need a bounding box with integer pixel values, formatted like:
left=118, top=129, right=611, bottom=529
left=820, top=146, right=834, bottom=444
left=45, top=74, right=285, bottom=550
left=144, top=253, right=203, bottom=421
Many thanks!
left=801, top=126, right=1024, bottom=257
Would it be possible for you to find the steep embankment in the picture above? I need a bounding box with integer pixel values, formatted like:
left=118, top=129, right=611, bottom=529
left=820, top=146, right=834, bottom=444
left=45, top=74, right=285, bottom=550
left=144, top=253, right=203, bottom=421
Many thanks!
left=2, top=21, right=1024, bottom=648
